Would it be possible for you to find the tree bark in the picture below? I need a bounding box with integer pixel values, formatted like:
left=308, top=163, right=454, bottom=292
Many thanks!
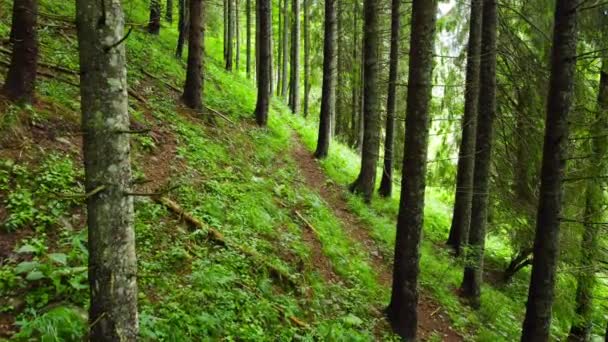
left=349, top=0, right=380, bottom=202
left=254, top=0, right=271, bottom=126
left=236, top=0, right=240, bottom=71
left=387, top=0, right=438, bottom=339
left=446, top=0, right=483, bottom=254
left=521, top=1, right=578, bottom=340
left=175, top=0, right=189, bottom=58
left=148, top=0, right=162, bottom=34
left=226, top=0, right=234, bottom=71
left=75, top=0, right=138, bottom=339
left=166, top=0, right=173, bottom=23
left=313, top=0, right=336, bottom=159
left=303, top=0, right=311, bottom=118
left=281, top=0, right=289, bottom=98
left=182, top=0, right=204, bottom=110
left=3, top=0, right=38, bottom=104
left=377, top=0, right=402, bottom=198
left=246, top=0, right=252, bottom=77
left=567, top=59, right=607, bottom=342
left=288, top=0, right=300, bottom=114
left=460, top=0, right=497, bottom=309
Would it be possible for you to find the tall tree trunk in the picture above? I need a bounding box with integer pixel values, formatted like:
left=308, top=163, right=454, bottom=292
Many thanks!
left=182, top=0, right=204, bottom=110
left=288, top=0, right=300, bottom=114
left=567, top=59, right=607, bottom=342
left=277, top=0, right=282, bottom=94
left=313, top=0, right=337, bottom=159
left=349, top=0, right=360, bottom=148
left=387, top=0, right=438, bottom=339
left=75, top=0, right=138, bottom=339
left=349, top=0, right=380, bottom=202
left=3, top=0, right=38, bottom=104
left=521, top=1, right=578, bottom=340
left=175, top=0, right=189, bottom=58
left=246, top=0, right=252, bottom=77
left=226, top=0, right=234, bottom=71
left=445, top=0, right=483, bottom=254
left=254, top=0, right=271, bottom=126
left=461, top=0, right=497, bottom=308
left=303, top=0, right=311, bottom=118
left=236, top=0, right=240, bottom=70
left=281, top=0, right=289, bottom=98
left=148, top=0, right=162, bottom=34
left=377, top=0, right=401, bottom=198
left=166, top=0, right=173, bottom=23
left=224, top=0, right=228, bottom=62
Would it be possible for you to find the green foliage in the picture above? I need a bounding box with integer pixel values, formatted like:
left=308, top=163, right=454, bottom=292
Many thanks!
left=13, top=306, right=87, bottom=342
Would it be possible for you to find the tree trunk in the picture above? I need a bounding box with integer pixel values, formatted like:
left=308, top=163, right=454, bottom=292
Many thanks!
left=254, top=0, right=271, bottom=126
left=182, top=0, right=204, bottom=110
left=503, top=248, right=533, bottom=283
left=303, top=0, right=311, bottom=118
left=166, top=0, right=173, bottom=23
left=349, top=1, right=360, bottom=148
left=377, top=0, right=401, bottom=198
left=236, top=0, right=240, bottom=71
left=226, top=0, right=234, bottom=71
left=567, top=59, right=607, bottom=342
left=313, top=0, right=336, bottom=159
left=148, top=0, right=162, bottom=34
left=224, top=0, right=228, bottom=62
left=288, top=0, right=300, bottom=114
left=75, top=0, right=138, bottom=339
left=281, top=0, right=289, bottom=98
left=387, top=0, right=438, bottom=339
left=521, top=1, right=578, bottom=340
left=246, top=0, right=252, bottom=77
left=446, top=0, right=483, bottom=254
left=175, top=0, right=189, bottom=58
left=460, top=0, right=497, bottom=309
left=3, top=0, right=38, bottom=104
left=349, top=0, right=380, bottom=202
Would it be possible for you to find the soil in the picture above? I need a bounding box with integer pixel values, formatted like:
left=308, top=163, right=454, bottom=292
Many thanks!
left=290, top=135, right=462, bottom=342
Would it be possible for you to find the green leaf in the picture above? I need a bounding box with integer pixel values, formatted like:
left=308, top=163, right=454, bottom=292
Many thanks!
left=15, top=261, right=39, bottom=274
left=49, top=253, right=68, bottom=265
left=16, top=244, right=37, bottom=254
left=341, top=314, right=363, bottom=327
left=26, top=270, right=45, bottom=281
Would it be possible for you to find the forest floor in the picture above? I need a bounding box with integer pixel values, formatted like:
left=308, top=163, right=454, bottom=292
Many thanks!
left=290, top=136, right=462, bottom=341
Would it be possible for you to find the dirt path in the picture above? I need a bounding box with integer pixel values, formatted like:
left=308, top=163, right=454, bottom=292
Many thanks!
left=290, top=136, right=462, bottom=342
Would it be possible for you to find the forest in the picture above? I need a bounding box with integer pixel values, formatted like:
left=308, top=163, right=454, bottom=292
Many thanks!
left=0, top=0, right=606, bottom=340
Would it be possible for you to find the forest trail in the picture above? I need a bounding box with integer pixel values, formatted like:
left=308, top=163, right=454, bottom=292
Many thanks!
left=290, top=135, right=462, bottom=342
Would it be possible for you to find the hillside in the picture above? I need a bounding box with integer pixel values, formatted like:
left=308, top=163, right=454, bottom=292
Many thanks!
left=0, top=0, right=601, bottom=341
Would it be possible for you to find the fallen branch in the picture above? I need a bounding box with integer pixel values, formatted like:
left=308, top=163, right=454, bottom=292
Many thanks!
left=205, top=106, right=236, bottom=125
left=154, top=196, right=298, bottom=289
left=294, top=210, right=320, bottom=236
left=140, top=67, right=182, bottom=93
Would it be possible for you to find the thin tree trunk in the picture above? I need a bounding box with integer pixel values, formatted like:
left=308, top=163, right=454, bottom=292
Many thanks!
left=313, top=0, right=337, bottom=159
left=182, top=0, right=204, bottom=110
left=281, top=0, right=289, bottom=98
left=236, top=0, right=240, bottom=71
left=349, top=0, right=360, bottom=148
left=377, top=0, right=401, bottom=198
left=387, top=0, right=438, bottom=339
left=303, top=0, right=311, bottom=118
left=461, top=0, right=497, bottom=309
left=349, top=0, right=380, bottom=202
left=166, top=0, right=173, bottom=23
left=277, top=0, right=282, bottom=94
left=446, top=0, right=483, bottom=254
left=246, top=0, right=252, bottom=77
left=567, top=59, right=607, bottom=342
left=75, top=0, right=137, bottom=339
left=175, top=0, right=188, bottom=58
left=521, top=1, right=578, bottom=340
left=254, top=0, right=271, bottom=126
left=148, top=0, right=162, bottom=34
left=3, top=0, right=38, bottom=104
left=288, top=0, right=300, bottom=114
left=226, top=0, right=234, bottom=71
left=224, top=0, right=228, bottom=62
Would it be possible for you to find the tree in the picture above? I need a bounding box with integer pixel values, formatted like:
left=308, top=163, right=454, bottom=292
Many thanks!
left=445, top=0, right=483, bottom=254
left=521, top=1, right=578, bottom=340
left=313, top=0, right=337, bottom=159
left=387, top=0, right=438, bottom=339
left=254, top=0, right=271, bottom=126
left=246, top=0, right=252, bottom=77
left=148, top=0, right=162, bottom=34
left=303, top=0, right=311, bottom=118
left=236, top=0, right=240, bottom=71
left=288, top=0, right=300, bottom=114
left=175, top=0, right=189, bottom=58
left=226, top=0, right=235, bottom=71
left=349, top=0, right=380, bottom=202
left=281, top=0, right=289, bottom=98
left=166, top=0, right=173, bottom=23
left=377, top=0, right=402, bottom=198
left=182, top=0, right=204, bottom=110
left=75, top=0, right=138, bottom=339
left=3, top=0, right=38, bottom=104
left=460, top=0, right=497, bottom=308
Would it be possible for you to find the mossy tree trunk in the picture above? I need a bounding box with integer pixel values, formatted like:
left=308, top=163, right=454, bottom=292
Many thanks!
left=521, top=1, right=578, bottom=340
left=387, top=0, right=438, bottom=339
left=3, top=0, right=38, bottom=104
left=75, top=0, right=138, bottom=339
left=182, top=0, right=204, bottom=110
